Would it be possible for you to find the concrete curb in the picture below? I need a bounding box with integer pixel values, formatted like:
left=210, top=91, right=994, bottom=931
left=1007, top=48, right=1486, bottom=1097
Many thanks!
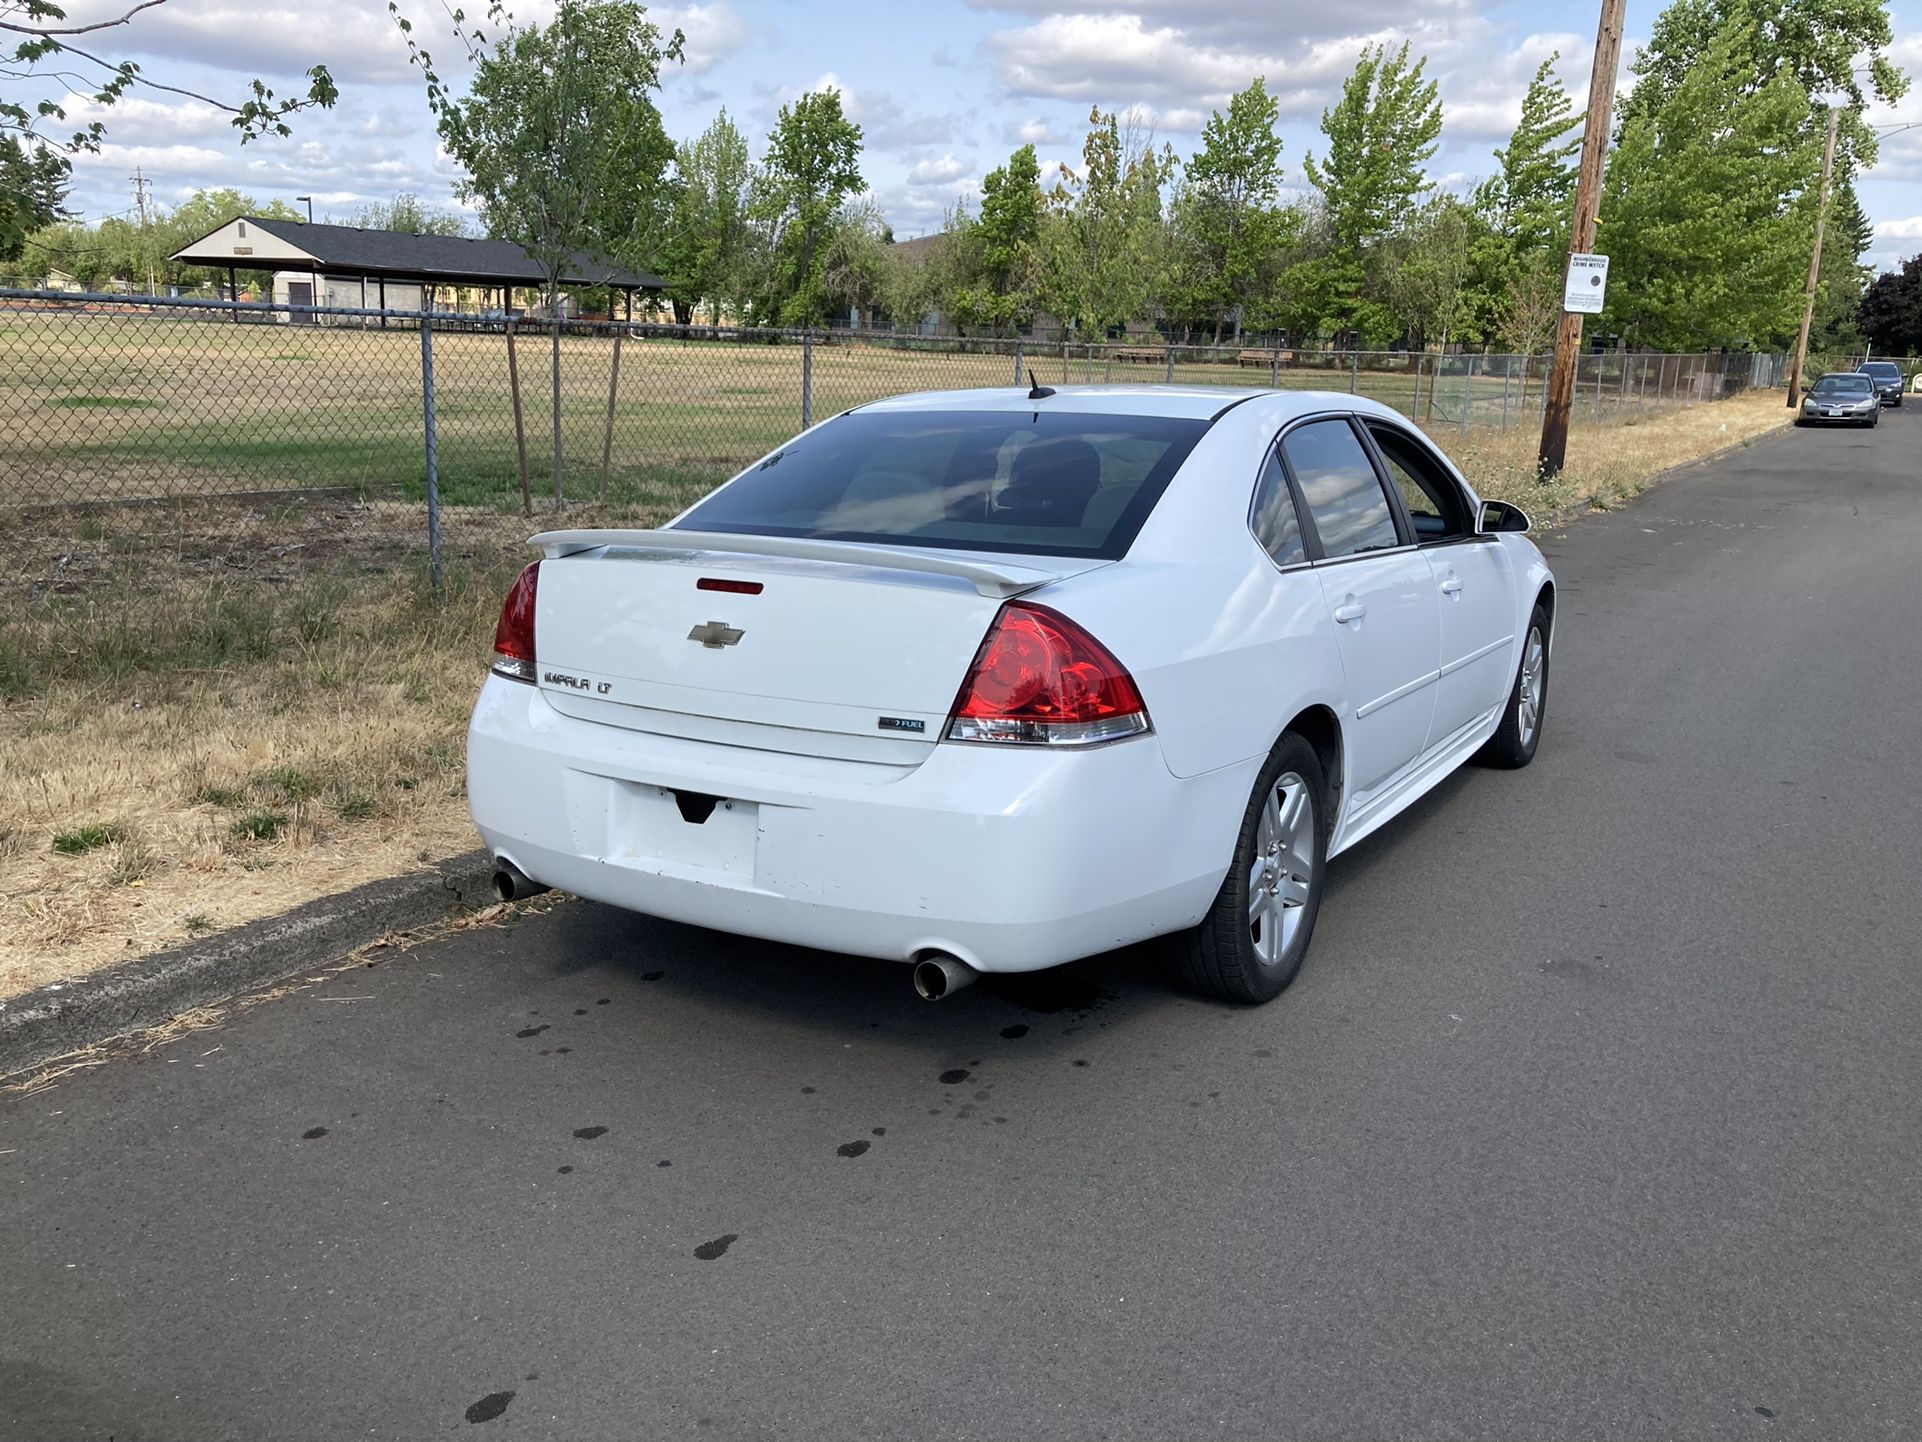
left=0, top=850, right=498, bottom=1081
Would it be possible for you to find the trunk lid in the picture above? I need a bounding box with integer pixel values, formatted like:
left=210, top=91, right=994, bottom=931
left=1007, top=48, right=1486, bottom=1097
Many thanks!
left=530, top=536, right=1107, bottom=762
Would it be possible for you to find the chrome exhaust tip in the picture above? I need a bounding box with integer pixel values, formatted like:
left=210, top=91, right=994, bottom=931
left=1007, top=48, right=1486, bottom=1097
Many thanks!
left=912, top=953, right=979, bottom=1001
left=492, top=860, right=549, bottom=902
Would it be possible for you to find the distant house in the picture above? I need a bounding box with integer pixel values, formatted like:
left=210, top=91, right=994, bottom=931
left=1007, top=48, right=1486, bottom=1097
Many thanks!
left=169, top=216, right=665, bottom=324
left=39, top=268, right=83, bottom=293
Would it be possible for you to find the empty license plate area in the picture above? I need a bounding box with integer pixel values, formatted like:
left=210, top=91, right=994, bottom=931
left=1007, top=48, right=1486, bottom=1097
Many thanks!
left=566, top=772, right=759, bottom=876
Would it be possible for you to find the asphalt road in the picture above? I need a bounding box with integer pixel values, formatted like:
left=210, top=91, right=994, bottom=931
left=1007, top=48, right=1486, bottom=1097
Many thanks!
left=7, top=406, right=1921, bottom=1441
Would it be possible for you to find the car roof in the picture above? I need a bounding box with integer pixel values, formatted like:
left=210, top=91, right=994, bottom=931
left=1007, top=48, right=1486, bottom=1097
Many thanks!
left=850, top=384, right=1408, bottom=425
left=1858, top=360, right=1900, bottom=370
left=1817, top=371, right=1872, bottom=381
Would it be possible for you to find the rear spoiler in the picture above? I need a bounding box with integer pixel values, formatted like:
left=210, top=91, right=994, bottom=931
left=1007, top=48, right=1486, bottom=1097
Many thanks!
left=527, top=528, right=1064, bottom=599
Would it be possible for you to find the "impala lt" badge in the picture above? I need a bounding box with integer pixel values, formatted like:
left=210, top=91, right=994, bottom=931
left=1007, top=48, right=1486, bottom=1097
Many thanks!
left=687, top=621, right=745, bottom=649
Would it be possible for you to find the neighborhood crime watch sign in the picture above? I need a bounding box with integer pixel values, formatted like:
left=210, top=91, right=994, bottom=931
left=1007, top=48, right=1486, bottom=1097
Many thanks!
left=1564, top=253, right=1609, bottom=314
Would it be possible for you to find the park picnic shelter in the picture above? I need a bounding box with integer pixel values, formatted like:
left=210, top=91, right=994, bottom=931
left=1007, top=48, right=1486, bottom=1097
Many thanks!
left=171, top=216, right=665, bottom=323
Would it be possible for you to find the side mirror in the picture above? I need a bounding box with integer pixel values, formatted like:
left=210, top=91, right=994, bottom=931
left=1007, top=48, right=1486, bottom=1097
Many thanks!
left=1478, top=499, right=1531, bottom=534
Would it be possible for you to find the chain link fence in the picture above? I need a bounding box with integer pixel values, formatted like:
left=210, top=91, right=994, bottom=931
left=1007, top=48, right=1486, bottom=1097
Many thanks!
left=3, top=289, right=1791, bottom=603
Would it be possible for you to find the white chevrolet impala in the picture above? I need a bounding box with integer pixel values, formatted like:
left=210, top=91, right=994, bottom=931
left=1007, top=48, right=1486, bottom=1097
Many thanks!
left=468, top=385, right=1554, bottom=1004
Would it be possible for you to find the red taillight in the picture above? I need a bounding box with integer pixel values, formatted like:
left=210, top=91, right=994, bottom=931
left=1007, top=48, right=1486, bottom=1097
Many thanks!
left=947, top=602, right=1150, bottom=746
left=490, top=561, right=539, bottom=683
left=697, top=577, right=764, bottom=594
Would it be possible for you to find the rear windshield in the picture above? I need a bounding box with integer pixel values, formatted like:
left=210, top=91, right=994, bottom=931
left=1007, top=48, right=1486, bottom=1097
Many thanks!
left=673, top=409, right=1211, bottom=559
left=1812, top=375, right=1872, bottom=394
left=1859, top=362, right=1901, bottom=378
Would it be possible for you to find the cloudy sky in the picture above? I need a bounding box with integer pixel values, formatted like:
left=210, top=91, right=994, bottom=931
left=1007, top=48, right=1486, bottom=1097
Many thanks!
left=44, top=0, right=1922, bottom=272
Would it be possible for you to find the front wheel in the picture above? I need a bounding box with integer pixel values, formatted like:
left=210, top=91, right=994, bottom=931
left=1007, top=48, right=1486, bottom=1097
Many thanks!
left=1172, top=734, right=1329, bottom=1005
left=1475, top=604, right=1549, bottom=769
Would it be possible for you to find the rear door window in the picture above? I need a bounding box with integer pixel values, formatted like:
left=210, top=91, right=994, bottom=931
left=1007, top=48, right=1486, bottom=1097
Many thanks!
left=1281, top=418, right=1401, bottom=559
left=676, top=410, right=1210, bottom=560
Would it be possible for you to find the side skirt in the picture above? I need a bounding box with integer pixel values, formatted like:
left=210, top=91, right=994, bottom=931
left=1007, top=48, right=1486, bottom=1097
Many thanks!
left=1327, top=707, right=1502, bottom=859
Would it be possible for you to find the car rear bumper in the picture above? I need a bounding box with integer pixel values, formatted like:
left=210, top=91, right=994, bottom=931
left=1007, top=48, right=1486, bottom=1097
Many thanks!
left=466, top=677, right=1244, bottom=972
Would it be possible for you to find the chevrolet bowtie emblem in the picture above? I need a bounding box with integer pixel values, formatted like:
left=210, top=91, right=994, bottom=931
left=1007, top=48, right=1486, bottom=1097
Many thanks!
left=687, top=621, right=745, bottom=649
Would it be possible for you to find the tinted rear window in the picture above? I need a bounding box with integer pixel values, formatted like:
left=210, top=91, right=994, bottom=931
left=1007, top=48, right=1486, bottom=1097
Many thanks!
left=673, top=410, right=1210, bottom=559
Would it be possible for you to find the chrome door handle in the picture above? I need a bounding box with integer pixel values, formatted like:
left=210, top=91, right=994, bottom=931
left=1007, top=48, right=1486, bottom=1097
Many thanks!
left=1333, top=602, right=1367, bottom=624
left=1439, top=576, right=1464, bottom=596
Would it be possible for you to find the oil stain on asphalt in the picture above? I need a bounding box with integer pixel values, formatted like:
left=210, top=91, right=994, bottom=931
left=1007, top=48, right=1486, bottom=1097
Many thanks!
left=694, top=1234, right=738, bottom=1261
left=465, top=1390, right=514, bottom=1423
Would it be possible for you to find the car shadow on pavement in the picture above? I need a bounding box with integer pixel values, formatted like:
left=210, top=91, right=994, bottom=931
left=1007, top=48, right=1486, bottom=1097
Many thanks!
left=510, top=895, right=1186, bottom=1058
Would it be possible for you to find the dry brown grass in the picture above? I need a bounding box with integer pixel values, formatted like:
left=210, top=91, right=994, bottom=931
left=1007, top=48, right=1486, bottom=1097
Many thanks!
left=1437, top=390, right=1791, bottom=519
left=0, top=569, right=505, bottom=996
left=0, top=390, right=1790, bottom=1000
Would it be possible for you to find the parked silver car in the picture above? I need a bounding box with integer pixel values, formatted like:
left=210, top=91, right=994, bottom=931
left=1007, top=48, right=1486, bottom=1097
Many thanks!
left=1797, top=373, right=1880, bottom=428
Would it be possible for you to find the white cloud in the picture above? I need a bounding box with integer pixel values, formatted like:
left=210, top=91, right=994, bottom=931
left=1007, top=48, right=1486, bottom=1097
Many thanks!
left=988, top=14, right=1278, bottom=107
left=769, top=72, right=968, bottom=153
left=1438, top=31, right=1589, bottom=144
left=656, top=2, right=750, bottom=74
left=55, top=92, right=233, bottom=145
left=967, top=0, right=1472, bottom=46
left=54, top=0, right=419, bottom=86
left=984, top=11, right=1503, bottom=134
left=1017, top=118, right=1061, bottom=145
left=1872, top=215, right=1922, bottom=242
left=908, top=154, right=971, bottom=186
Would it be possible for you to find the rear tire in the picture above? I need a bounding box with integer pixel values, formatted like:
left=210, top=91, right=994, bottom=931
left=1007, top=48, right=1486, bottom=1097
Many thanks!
left=1173, top=734, right=1329, bottom=1005
left=1475, top=604, right=1550, bottom=769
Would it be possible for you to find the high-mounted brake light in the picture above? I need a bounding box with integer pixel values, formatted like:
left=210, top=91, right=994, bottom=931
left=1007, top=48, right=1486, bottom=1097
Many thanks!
left=947, top=602, right=1150, bottom=746
left=490, top=561, right=540, bottom=683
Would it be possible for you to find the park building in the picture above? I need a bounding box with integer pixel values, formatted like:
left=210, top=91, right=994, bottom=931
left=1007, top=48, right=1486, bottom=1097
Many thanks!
left=170, top=216, right=665, bottom=325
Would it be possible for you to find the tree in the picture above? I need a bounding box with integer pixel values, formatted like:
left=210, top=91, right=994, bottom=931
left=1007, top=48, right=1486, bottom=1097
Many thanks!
left=396, top=0, right=683, bottom=502
left=1297, top=43, right=1443, bottom=340
left=1, top=134, right=65, bottom=261
left=1496, top=251, right=1564, bottom=355
left=1302, top=43, right=1443, bottom=251
left=1811, top=179, right=1872, bottom=349
left=347, top=193, right=469, bottom=236
left=1599, top=16, right=1822, bottom=349
left=3, top=0, right=334, bottom=249
left=820, top=200, right=893, bottom=326
left=1484, top=57, right=1580, bottom=253
left=948, top=143, right=1045, bottom=335
left=1379, top=194, right=1486, bottom=353
left=1858, top=254, right=1922, bottom=355
left=17, top=187, right=300, bottom=291
left=1042, top=106, right=1175, bottom=336
left=751, top=88, right=864, bottom=327
left=659, top=109, right=752, bottom=324
left=884, top=209, right=977, bottom=335
left=1622, top=0, right=1907, bottom=171
left=1177, top=78, right=1287, bottom=342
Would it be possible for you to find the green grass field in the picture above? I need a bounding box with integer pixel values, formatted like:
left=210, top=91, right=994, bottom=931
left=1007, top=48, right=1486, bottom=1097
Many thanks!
left=6, top=310, right=1677, bottom=513
left=2, top=307, right=1761, bottom=587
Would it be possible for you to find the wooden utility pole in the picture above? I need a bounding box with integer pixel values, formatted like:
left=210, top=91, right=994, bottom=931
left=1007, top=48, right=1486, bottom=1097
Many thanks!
left=1785, top=108, right=1842, bottom=407
left=1538, top=0, right=1628, bottom=479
